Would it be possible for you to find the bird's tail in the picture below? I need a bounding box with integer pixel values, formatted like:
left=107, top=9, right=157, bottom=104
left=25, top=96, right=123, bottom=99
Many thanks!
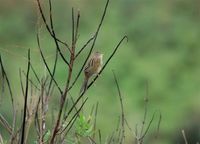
left=79, top=76, right=89, bottom=95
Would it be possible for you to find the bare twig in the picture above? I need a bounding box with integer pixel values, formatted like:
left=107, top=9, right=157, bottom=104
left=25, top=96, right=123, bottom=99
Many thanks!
left=63, top=99, right=69, bottom=120
left=75, top=10, right=80, bottom=43
left=40, top=81, right=45, bottom=143
left=10, top=109, right=17, bottom=143
left=0, top=69, right=5, bottom=105
left=47, top=49, right=58, bottom=96
left=98, top=129, right=102, bottom=144
left=69, top=96, right=79, bottom=117
left=72, top=8, right=75, bottom=47
left=37, top=33, right=62, bottom=95
left=124, top=119, right=137, bottom=138
left=47, top=0, right=65, bottom=96
left=21, top=49, right=31, bottom=144
left=155, top=111, right=162, bottom=139
left=0, top=55, right=16, bottom=141
left=22, top=71, right=40, bottom=91
left=0, top=114, right=12, bottom=135
left=140, top=81, right=149, bottom=137
left=107, top=131, right=115, bottom=144
left=36, top=0, right=71, bottom=66
left=112, top=70, right=125, bottom=144
left=92, top=102, right=99, bottom=139
left=35, top=91, right=41, bottom=135
left=30, top=63, right=41, bottom=84
left=74, top=36, right=95, bottom=59
left=88, top=136, right=97, bottom=144
left=0, top=55, right=15, bottom=118
left=19, top=68, right=25, bottom=97
left=139, top=111, right=156, bottom=141
left=182, top=130, right=188, bottom=144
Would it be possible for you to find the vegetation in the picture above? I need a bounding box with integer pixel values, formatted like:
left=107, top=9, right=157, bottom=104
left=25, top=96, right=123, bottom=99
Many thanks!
left=0, top=0, right=200, bottom=143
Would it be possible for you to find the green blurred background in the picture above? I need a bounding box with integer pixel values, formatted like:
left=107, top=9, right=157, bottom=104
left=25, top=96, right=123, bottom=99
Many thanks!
left=0, top=0, right=200, bottom=143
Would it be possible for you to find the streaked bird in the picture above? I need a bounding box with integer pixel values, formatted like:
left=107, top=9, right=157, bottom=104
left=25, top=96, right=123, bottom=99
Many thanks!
left=80, top=52, right=103, bottom=94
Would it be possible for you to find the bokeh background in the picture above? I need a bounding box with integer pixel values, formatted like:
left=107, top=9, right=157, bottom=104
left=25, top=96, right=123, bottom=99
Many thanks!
left=0, top=0, right=200, bottom=143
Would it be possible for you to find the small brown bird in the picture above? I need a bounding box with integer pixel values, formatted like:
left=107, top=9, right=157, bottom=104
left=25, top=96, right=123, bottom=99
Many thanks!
left=80, top=52, right=103, bottom=94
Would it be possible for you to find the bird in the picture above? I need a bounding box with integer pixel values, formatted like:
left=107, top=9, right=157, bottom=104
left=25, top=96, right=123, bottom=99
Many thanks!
left=80, top=52, right=103, bottom=94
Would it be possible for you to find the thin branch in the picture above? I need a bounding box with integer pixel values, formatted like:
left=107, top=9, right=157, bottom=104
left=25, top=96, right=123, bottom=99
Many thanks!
left=98, top=129, right=102, bottom=144
left=0, top=55, right=15, bottom=115
left=30, top=63, right=41, bottom=84
left=72, top=8, right=75, bottom=47
left=36, top=0, right=71, bottom=66
left=75, top=10, right=80, bottom=43
left=69, top=96, right=79, bottom=117
left=63, top=93, right=85, bottom=121
left=21, top=49, right=31, bottom=144
left=48, top=0, right=54, bottom=31
left=88, top=136, right=97, bottom=144
left=0, top=70, right=5, bottom=106
left=139, top=111, right=156, bottom=141
left=90, top=104, right=95, bottom=118
left=155, top=111, right=162, bottom=139
left=63, top=99, right=69, bottom=120
left=124, top=119, right=137, bottom=138
left=47, top=0, right=70, bottom=89
left=50, top=17, right=76, bottom=142
left=10, top=109, right=17, bottom=143
left=0, top=55, right=16, bottom=139
left=61, top=98, right=88, bottom=135
left=116, top=128, right=122, bottom=143
left=22, top=71, right=40, bottom=91
left=37, top=33, right=63, bottom=95
left=19, top=68, right=25, bottom=97
left=116, top=116, right=121, bottom=137
left=140, top=81, right=149, bottom=137
left=74, top=36, right=95, bottom=59
left=182, top=130, right=188, bottom=144
left=47, top=48, right=58, bottom=96
left=0, top=114, right=12, bottom=135
left=107, top=131, right=115, bottom=144
left=35, top=95, right=41, bottom=137
left=46, top=0, right=60, bottom=96
left=92, top=102, right=99, bottom=139
left=36, top=0, right=71, bottom=51
left=48, top=0, right=71, bottom=64
left=112, top=70, right=125, bottom=144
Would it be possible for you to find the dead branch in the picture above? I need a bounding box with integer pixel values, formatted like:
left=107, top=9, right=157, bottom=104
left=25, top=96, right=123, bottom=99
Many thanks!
left=112, top=70, right=125, bottom=144
left=21, top=49, right=31, bottom=144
